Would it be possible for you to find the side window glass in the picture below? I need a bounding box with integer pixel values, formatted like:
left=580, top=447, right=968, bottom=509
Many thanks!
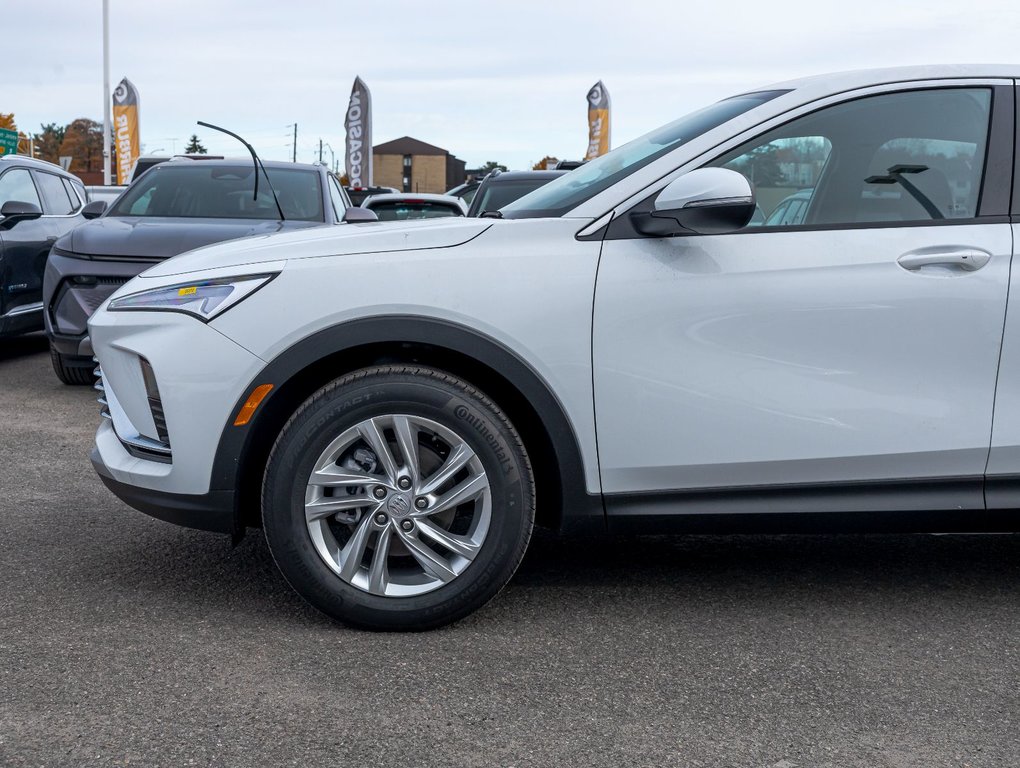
left=34, top=171, right=76, bottom=215
left=710, top=88, right=992, bottom=227
left=71, top=179, right=87, bottom=205
left=328, top=177, right=348, bottom=219
left=722, top=136, right=831, bottom=227
left=61, top=177, right=83, bottom=211
left=0, top=168, right=42, bottom=209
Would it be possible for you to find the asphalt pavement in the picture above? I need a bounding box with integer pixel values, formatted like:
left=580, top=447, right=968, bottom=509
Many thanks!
left=2, top=332, right=1019, bottom=767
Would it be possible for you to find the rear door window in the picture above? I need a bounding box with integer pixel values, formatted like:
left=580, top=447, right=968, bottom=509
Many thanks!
left=61, top=177, right=84, bottom=211
left=33, top=171, right=76, bottom=215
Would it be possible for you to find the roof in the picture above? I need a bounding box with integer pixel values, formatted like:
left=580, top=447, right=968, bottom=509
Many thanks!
left=757, top=64, right=1020, bottom=100
left=0, top=154, right=78, bottom=176
left=373, top=136, right=450, bottom=156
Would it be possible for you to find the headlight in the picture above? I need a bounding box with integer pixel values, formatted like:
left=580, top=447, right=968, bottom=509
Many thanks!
left=107, top=273, right=276, bottom=321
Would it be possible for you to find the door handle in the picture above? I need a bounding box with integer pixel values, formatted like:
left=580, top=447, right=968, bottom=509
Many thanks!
left=897, top=248, right=991, bottom=272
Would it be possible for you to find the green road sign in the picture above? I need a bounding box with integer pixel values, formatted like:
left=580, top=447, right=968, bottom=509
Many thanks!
left=0, top=128, right=18, bottom=156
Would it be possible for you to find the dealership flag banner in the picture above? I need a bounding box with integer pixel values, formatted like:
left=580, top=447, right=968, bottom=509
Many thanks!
left=345, top=76, right=373, bottom=187
left=585, top=80, right=611, bottom=160
left=112, top=77, right=141, bottom=185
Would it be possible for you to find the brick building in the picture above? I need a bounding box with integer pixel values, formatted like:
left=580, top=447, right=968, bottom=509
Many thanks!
left=372, top=136, right=465, bottom=194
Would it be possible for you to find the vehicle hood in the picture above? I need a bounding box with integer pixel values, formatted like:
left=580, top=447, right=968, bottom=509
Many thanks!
left=59, top=216, right=322, bottom=260
left=141, top=217, right=494, bottom=278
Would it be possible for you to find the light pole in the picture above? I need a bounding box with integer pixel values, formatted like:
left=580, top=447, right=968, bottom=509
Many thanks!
left=322, top=141, right=336, bottom=172
left=102, top=0, right=111, bottom=185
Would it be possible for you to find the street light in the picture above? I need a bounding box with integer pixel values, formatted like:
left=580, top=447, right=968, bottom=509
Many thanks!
left=102, top=0, right=111, bottom=185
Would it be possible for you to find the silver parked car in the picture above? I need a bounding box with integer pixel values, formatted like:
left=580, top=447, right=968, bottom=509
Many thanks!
left=89, top=65, right=1020, bottom=630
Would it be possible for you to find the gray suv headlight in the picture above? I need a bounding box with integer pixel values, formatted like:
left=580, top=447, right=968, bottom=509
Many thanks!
left=107, top=273, right=277, bottom=322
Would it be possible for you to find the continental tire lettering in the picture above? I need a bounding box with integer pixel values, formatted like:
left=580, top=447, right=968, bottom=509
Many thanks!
left=455, top=406, right=513, bottom=476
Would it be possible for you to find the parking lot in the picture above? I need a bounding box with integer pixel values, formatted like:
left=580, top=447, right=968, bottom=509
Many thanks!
left=1, top=332, right=1018, bottom=766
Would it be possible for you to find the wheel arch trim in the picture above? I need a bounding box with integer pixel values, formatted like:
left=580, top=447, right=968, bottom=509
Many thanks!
left=209, top=314, right=605, bottom=533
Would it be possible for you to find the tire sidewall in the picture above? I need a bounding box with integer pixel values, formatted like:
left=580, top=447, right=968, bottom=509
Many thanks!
left=263, top=369, right=532, bottom=630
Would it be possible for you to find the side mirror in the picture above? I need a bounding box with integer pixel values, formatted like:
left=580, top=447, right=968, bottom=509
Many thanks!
left=0, top=200, right=43, bottom=230
left=342, top=207, right=378, bottom=223
left=81, top=200, right=107, bottom=219
left=631, top=167, right=755, bottom=236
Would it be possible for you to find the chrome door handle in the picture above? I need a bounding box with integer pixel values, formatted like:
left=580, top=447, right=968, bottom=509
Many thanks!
left=897, top=248, right=991, bottom=272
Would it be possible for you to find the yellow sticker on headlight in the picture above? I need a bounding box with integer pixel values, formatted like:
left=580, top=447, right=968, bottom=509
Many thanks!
left=178, top=286, right=197, bottom=296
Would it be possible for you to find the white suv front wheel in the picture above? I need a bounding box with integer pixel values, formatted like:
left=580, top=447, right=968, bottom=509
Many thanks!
left=261, top=365, right=535, bottom=631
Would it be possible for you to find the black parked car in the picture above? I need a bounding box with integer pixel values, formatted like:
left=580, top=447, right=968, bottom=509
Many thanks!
left=0, top=156, right=88, bottom=339
left=44, top=157, right=353, bottom=384
left=466, top=169, right=566, bottom=217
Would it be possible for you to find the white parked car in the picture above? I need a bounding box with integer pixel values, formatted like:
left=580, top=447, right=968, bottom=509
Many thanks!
left=89, top=66, right=1020, bottom=629
left=361, top=192, right=467, bottom=220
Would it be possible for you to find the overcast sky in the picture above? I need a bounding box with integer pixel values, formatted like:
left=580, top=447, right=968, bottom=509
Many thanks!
left=6, top=0, right=1019, bottom=172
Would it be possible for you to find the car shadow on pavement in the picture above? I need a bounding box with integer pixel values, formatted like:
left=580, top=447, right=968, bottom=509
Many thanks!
left=81, top=520, right=1020, bottom=628
left=0, top=331, right=48, bottom=362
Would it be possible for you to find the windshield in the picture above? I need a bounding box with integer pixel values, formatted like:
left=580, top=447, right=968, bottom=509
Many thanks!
left=108, top=165, right=323, bottom=221
left=469, top=178, right=559, bottom=216
left=501, top=90, right=788, bottom=218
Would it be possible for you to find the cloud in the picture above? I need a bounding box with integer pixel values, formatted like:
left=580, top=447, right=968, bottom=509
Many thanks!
left=7, top=0, right=1018, bottom=169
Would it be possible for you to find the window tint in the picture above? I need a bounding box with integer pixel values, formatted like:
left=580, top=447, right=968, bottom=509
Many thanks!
left=34, top=171, right=76, bottom=215
left=108, top=165, right=324, bottom=221
left=367, top=201, right=463, bottom=221
left=328, top=177, right=348, bottom=220
left=61, top=177, right=84, bottom=211
left=70, top=179, right=87, bottom=205
left=711, top=88, right=992, bottom=227
left=0, top=168, right=41, bottom=209
left=472, top=179, right=555, bottom=215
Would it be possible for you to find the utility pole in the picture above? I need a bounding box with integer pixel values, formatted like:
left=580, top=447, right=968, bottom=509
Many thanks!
left=319, top=138, right=323, bottom=164
left=102, top=0, right=111, bottom=184
left=292, top=123, right=297, bottom=163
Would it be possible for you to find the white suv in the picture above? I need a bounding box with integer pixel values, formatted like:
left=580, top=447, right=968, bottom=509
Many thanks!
left=89, top=66, right=1020, bottom=629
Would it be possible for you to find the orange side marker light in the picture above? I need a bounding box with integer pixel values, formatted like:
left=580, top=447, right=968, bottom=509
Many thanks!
left=233, top=384, right=274, bottom=426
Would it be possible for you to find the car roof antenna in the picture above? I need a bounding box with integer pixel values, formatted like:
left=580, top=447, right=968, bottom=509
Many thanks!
left=196, top=121, right=286, bottom=221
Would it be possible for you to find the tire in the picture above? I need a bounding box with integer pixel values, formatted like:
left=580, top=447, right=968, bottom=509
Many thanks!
left=262, top=365, right=535, bottom=631
left=50, top=343, right=94, bottom=386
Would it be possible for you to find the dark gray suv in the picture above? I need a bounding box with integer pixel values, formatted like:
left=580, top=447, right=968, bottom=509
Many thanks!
left=44, top=157, right=352, bottom=383
left=0, top=156, right=88, bottom=339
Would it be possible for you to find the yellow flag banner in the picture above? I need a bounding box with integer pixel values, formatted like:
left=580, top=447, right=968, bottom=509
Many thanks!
left=112, top=78, right=140, bottom=185
left=585, top=80, right=611, bottom=160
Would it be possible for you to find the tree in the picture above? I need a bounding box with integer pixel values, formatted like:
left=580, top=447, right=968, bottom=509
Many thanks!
left=184, top=134, right=207, bottom=154
left=0, top=113, right=14, bottom=131
left=480, top=160, right=506, bottom=173
left=726, top=144, right=785, bottom=187
left=58, top=118, right=105, bottom=174
left=33, top=123, right=66, bottom=164
left=532, top=156, right=559, bottom=171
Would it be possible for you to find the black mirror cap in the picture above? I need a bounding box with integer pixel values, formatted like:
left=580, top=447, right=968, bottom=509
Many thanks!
left=0, top=200, right=43, bottom=230
left=81, top=200, right=107, bottom=219
left=342, top=207, right=379, bottom=223
left=631, top=199, right=756, bottom=237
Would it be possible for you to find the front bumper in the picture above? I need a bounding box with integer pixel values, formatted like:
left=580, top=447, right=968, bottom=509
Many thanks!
left=89, top=306, right=266, bottom=499
left=91, top=446, right=236, bottom=533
